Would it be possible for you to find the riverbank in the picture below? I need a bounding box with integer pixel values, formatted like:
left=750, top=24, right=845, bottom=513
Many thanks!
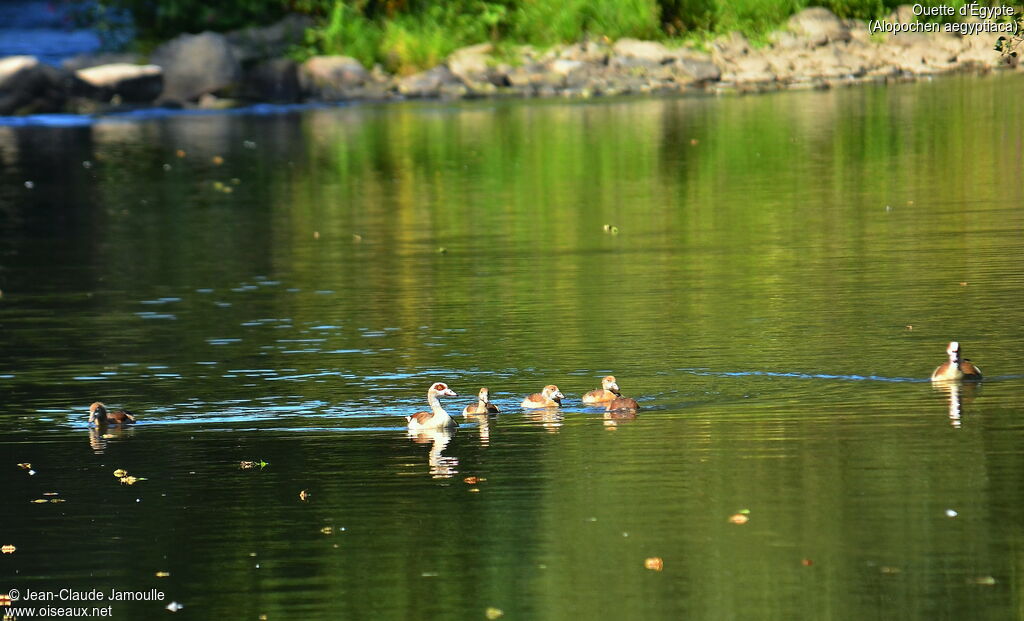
left=0, top=6, right=1017, bottom=116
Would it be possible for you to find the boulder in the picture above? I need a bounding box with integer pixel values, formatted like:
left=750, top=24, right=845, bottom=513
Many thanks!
left=62, top=52, right=142, bottom=72
left=397, top=65, right=462, bottom=97
left=74, top=63, right=162, bottom=103
left=226, top=14, right=314, bottom=63
left=0, top=56, right=74, bottom=114
left=240, top=58, right=300, bottom=102
left=299, top=55, right=369, bottom=99
left=612, top=38, right=671, bottom=64
left=151, top=31, right=241, bottom=102
left=446, top=43, right=492, bottom=83
left=787, top=7, right=851, bottom=46
left=673, top=56, right=721, bottom=82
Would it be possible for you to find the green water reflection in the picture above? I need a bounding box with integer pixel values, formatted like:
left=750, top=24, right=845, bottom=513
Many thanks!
left=2, top=74, right=1024, bottom=620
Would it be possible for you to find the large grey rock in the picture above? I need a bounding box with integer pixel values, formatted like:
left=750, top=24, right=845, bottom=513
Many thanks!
left=0, top=56, right=74, bottom=114
left=612, top=39, right=671, bottom=63
left=74, top=63, right=163, bottom=102
left=151, top=31, right=241, bottom=102
left=787, top=7, right=851, bottom=46
left=397, top=65, right=462, bottom=97
left=226, top=14, right=313, bottom=63
left=299, top=55, right=369, bottom=99
left=674, top=56, right=721, bottom=82
left=240, top=58, right=300, bottom=102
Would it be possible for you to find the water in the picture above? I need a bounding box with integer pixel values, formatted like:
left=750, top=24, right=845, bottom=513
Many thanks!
left=2, top=74, right=1024, bottom=619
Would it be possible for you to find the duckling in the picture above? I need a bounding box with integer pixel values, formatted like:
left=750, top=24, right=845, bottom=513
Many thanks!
left=407, top=382, right=458, bottom=430
left=604, top=397, right=640, bottom=412
left=931, top=341, right=983, bottom=381
left=463, top=387, right=500, bottom=415
left=582, top=375, right=621, bottom=405
left=88, top=402, right=137, bottom=426
left=521, top=385, right=564, bottom=409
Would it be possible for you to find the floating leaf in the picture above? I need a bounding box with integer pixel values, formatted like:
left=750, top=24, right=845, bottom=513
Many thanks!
left=166, top=601, right=184, bottom=612
left=50, top=498, right=66, bottom=503
left=31, top=499, right=48, bottom=503
left=175, top=149, right=186, bottom=158
left=485, top=607, right=504, bottom=619
left=644, top=557, right=664, bottom=571
left=728, top=513, right=749, bottom=525
left=299, top=489, right=311, bottom=501
left=464, top=476, right=479, bottom=485
left=113, top=469, right=128, bottom=478
left=16, top=463, right=31, bottom=470
left=212, top=156, right=224, bottom=165
left=1, top=545, right=15, bottom=554
left=155, top=571, right=170, bottom=578
left=320, top=527, right=334, bottom=535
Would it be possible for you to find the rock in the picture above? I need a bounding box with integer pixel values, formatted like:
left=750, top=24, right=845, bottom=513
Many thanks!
left=0, top=56, right=74, bottom=114
left=548, top=59, right=583, bottom=77
left=74, top=63, right=162, bottom=103
left=151, top=31, right=241, bottom=102
left=612, top=38, right=671, bottom=63
left=299, top=56, right=369, bottom=100
left=62, top=52, right=142, bottom=72
left=397, top=65, right=462, bottom=97
left=887, top=4, right=917, bottom=24
left=721, top=56, right=775, bottom=83
left=559, top=41, right=609, bottom=64
left=712, top=32, right=752, bottom=58
left=227, top=14, right=314, bottom=63
left=673, top=56, right=721, bottom=82
left=446, top=43, right=492, bottom=83
left=787, top=7, right=851, bottom=46
left=240, top=58, right=300, bottom=102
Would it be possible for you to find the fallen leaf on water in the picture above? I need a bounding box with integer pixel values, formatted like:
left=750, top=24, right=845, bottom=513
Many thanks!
left=959, top=282, right=968, bottom=286
left=16, top=463, right=31, bottom=470
left=175, top=149, right=186, bottom=158
left=113, top=469, right=127, bottom=478
left=155, top=571, right=170, bottom=578
left=212, top=156, right=224, bottom=165
left=299, top=490, right=311, bottom=501
left=1, top=545, right=15, bottom=554
left=31, top=499, right=49, bottom=504
left=50, top=498, right=66, bottom=503
left=320, top=527, right=334, bottom=535
left=166, top=601, right=184, bottom=612
left=468, top=488, right=480, bottom=493
left=801, top=559, right=814, bottom=567
left=880, top=566, right=901, bottom=575
left=728, top=513, right=749, bottom=525
left=463, top=476, right=479, bottom=485
left=485, top=607, right=504, bottom=619
left=970, top=576, right=996, bottom=585
left=42, top=492, right=59, bottom=496
left=644, top=557, right=664, bottom=571
left=905, top=325, right=913, bottom=331
left=120, top=476, right=139, bottom=485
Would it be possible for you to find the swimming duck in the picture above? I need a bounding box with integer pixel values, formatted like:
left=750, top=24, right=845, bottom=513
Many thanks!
left=604, top=397, right=640, bottom=412
left=582, top=375, right=621, bottom=405
left=931, top=341, right=983, bottom=381
left=407, top=382, right=458, bottom=430
left=463, top=387, right=500, bottom=415
left=89, top=402, right=137, bottom=426
left=521, top=385, right=564, bottom=409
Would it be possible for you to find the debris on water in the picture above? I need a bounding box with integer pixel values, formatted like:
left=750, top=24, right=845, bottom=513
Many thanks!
left=231, top=178, right=241, bottom=185
left=463, top=476, right=481, bottom=484
left=82, top=161, right=92, bottom=169
left=162, top=164, right=171, bottom=171
left=313, top=231, right=320, bottom=240
left=113, top=469, right=128, bottom=477
left=24, top=181, right=34, bottom=189
left=320, top=526, right=334, bottom=535
left=728, top=510, right=750, bottom=525
left=880, top=566, right=901, bottom=575
left=437, top=247, right=448, bottom=254
left=485, top=607, right=504, bottom=619
left=690, top=138, right=699, bottom=145
left=468, top=488, right=480, bottom=493
left=42, top=492, right=59, bottom=496
left=801, top=558, right=814, bottom=566
left=946, top=509, right=958, bottom=518
left=17, top=463, right=31, bottom=470
left=644, top=557, right=664, bottom=571
left=959, top=282, right=968, bottom=286
left=175, top=149, right=186, bottom=158
left=166, top=601, right=184, bottom=612
left=905, top=325, right=913, bottom=330
left=1, top=545, right=15, bottom=554
left=243, top=140, right=256, bottom=149
left=120, top=476, right=139, bottom=485
left=299, top=489, right=311, bottom=502
left=212, top=156, right=224, bottom=165
left=885, top=205, right=893, bottom=212
left=352, top=234, right=363, bottom=242
left=155, top=571, right=170, bottom=577
left=240, top=460, right=268, bottom=470
left=970, top=576, right=996, bottom=585
left=31, top=499, right=49, bottom=503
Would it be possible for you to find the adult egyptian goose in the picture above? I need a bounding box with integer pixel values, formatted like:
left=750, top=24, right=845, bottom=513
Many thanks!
left=931, top=341, right=983, bottom=381
left=89, top=402, right=137, bottom=426
left=407, top=382, right=458, bottom=430
left=582, top=376, right=621, bottom=404
left=604, top=397, right=640, bottom=412
left=463, top=387, right=500, bottom=415
left=521, top=385, right=564, bottom=409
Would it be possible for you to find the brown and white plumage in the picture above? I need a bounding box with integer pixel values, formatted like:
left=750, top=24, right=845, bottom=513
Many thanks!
left=931, top=341, right=983, bottom=381
left=521, top=385, right=564, bottom=409
left=407, top=382, right=459, bottom=430
left=88, top=402, right=137, bottom=426
left=604, top=397, right=640, bottom=412
left=463, top=387, right=500, bottom=416
left=582, top=375, right=621, bottom=405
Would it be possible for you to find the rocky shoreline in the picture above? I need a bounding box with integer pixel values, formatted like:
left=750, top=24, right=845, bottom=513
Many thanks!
left=0, top=7, right=1017, bottom=117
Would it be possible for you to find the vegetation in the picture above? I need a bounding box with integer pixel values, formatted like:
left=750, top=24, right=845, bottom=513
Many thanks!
left=74, top=0, right=932, bottom=72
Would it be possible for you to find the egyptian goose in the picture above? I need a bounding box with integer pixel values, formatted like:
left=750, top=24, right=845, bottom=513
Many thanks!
left=407, top=382, right=458, bottom=430
left=604, top=397, right=640, bottom=412
left=89, top=402, right=137, bottom=426
left=463, top=387, right=500, bottom=415
left=931, top=341, right=983, bottom=381
left=521, top=385, right=564, bottom=409
left=582, top=375, right=621, bottom=404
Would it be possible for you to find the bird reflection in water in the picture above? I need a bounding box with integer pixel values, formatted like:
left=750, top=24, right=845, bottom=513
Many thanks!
left=524, top=409, right=563, bottom=433
left=462, top=413, right=491, bottom=446
left=407, top=427, right=459, bottom=478
left=88, top=426, right=135, bottom=454
left=932, top=381, right=981, bottom=429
